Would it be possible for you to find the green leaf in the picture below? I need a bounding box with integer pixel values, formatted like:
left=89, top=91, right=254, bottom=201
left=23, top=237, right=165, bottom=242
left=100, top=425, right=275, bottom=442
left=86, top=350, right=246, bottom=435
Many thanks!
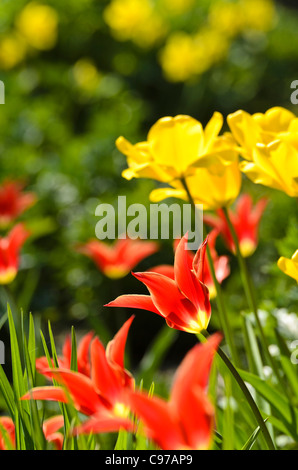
left=241, top=420, right=268, bottom=450
left=239, top=369, right=298, bottom=439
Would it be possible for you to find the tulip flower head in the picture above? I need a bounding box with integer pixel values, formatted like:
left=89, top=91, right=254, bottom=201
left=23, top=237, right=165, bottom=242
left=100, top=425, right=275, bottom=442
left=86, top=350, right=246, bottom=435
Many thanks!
left=228, top=107, right=298, bottom=197
left=117, top=113, right=237, bottom=183
left=0, top=181, right=36, bottom=228
left=0, top=223, right=31, bottom=284
left=76, top=238, right=159, bottom=279
left=128, top=333, right=222, bottom=450
left=22, top=317, right=135, bottom=435
left=106, top=234, right=211, bottom=334
left=149, top=231, right=230, bottom=299
left=204, top=194, right=268, bottom=257
left=277, top=250, right=298, bottom=283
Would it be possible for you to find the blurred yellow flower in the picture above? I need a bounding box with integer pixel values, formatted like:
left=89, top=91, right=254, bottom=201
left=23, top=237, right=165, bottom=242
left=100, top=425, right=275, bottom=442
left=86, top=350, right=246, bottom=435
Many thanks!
left=16, top=2, right=58, bottom=50
left=208, top=2, right=244, bottom=38
left=241, top=0, right=275, bottom=32
left=103, top=0, right=166, bottom=48
left=73, top=59, right=101, bottom=91
left=0, top=34, right=27, bottom=70
left=228, top=107, right=298, bottom=197
left=278, top=250, right=298, bottom=282
left=160, top=29, right=229, bottom=82
left=117, top=112, right=237, bottom=184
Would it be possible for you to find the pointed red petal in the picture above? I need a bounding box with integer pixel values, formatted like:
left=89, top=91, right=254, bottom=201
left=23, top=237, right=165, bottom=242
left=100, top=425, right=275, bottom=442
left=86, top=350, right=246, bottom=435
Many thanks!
left=174, top=234, right=206, bottom=305
left=90, top=337, right=122, bottom=405
left=77, top=331, right=94, bottom=375
left=41, top=368, right=104, bottom=415
left=127, top=392, right=184, bottom=450
left=106, top=316, right=134, bottom=370
left=21, top=386, right=68, bottom=403
left=176, top=386, right=214, bottom=450
left=105, top=294, right=161, bottom=316
left=170, top=333, right=222, bottom=409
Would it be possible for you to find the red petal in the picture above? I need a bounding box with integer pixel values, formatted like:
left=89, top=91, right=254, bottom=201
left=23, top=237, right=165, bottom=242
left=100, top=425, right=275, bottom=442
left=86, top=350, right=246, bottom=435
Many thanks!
left=105, top=294, right=161, bottom=316
left=106, top=316, right=134, bottom=370
left=21, top=386, right=68, bottom=403
left=176, top=386, right=214, bottom=450
left=75, top=413, right=133, bottom=435
left=43, top=415, right=64, bottom=438
left=127, top=392, right=184, bottom=450
left=170, top=333, right=222, bottom=409
left=132, top=271, right=197, bottom=323
left=77, top=331, right=94, bottom=375
left=90, top=337, right=122, bottom=405
left=40, top=369, right=104, bottom=415
left=174, top=234, right=206, bottom=306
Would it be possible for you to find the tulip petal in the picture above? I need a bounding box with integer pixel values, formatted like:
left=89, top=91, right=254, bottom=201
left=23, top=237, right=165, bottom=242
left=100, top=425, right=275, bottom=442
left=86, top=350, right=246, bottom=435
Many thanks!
left=170, top=333, right=222, bottom=409
left=105, top=294, right=161, bottom=315
left=106, top=316, right=134, bottom=370
left=39, top=369, right=104, bottom=415
left=127, top=392, right=184, bottom=450
left=75, top=413, right=133, bottom=435
left=21, top=386, right=68, bottom=403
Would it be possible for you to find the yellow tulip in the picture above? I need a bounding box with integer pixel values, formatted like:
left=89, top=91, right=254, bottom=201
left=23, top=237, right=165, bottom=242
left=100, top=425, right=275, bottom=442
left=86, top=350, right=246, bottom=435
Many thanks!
left=228, top=107, right=298, bottom=197
left=150, top=157, right=241, bottom=210
left=117, top=113, right=236, bottom=184
left=278, top=250, right=298, bottom=282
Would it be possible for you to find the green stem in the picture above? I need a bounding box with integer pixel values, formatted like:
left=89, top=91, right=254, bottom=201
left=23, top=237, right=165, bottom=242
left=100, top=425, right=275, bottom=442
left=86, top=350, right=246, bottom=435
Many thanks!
left=180, top=177, right=241, bottom=367
left=221, top=206, right=285, bottom=389
left=197, top=331, right=275, bottom=450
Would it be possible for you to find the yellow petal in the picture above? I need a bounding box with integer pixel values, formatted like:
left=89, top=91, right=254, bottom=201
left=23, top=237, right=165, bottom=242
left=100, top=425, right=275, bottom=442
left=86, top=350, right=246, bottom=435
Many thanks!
left=227, top=110, right=260, bottom=159
left=149, top=187, right=187, bottom=202
left=148, top=115, right=204, bottom=175
left=278, top=253, right=298, bottom=282
left=203, top=112, right=224, bottom=153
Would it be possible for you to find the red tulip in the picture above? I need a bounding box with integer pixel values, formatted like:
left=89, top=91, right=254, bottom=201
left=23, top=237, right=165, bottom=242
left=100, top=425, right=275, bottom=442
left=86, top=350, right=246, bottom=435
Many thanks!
left=36, top=331, right=94, bottom=377
left=204, top=194, right=268, bottom=258
left=76, top=238, right=159, bottom=279
left=149, top=231, right=230, bottom=299
left=106, top=234, right=211, bottom=334
left=0, top=181, right=36, bottom=227
left=22, top=317, right=135, bottom=435
left=128, top=333, right=222, bottom=450
left=0, top=223, right=31, bottom=284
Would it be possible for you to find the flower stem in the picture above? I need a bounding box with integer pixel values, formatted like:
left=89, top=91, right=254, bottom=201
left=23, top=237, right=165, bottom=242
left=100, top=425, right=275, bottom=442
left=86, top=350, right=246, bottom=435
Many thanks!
left=180, top=177, right=241, bottom=367
left=221, top=206, right=285, bottom=389
left=197, top=331, right=275, bottom=450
